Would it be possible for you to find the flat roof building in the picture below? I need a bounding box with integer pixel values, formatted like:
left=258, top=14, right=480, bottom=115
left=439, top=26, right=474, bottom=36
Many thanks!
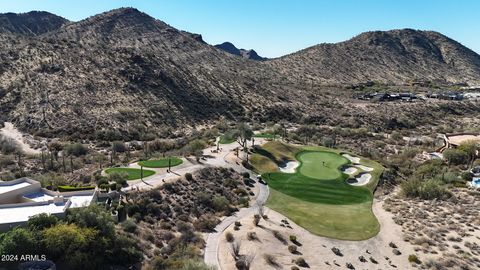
left=0, top=178, right=97, bottom=231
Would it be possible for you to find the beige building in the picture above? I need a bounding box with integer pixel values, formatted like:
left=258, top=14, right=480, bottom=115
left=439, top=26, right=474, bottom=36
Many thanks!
left=0, top=178, right=97, bottom=231
left=440, top=133, right=480, bottom=153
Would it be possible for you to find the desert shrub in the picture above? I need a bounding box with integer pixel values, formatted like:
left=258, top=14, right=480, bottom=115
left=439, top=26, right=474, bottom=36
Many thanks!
left=107, top=171, right=128, bottom=186
left=263, top=254, right=278, bottom=267
left=294, top=257, right=308, bottom=267
left=289, top=235, right=297, bottom=242
left=122, top=219, right=137, bottom=233
left=238, top=197, right=249, bottom=207
left=443, top=149, right=468, bottom=165
left=185, top=173, right=193, bottom=181
left=408, top=254, right=421, bottom=264
left=390, top=131, right=403, bottom=141
left=288, top=245, right=297, bottom=253
left=193, top=215, right=219, bottom=232
left=57, top=185, right=95, bottom=192
left=212, top=196, right=229, bottom=212
left=235, top=221, right=241, bottom=227
left=233, top=188, right=248, bottom=196
left=241, top=160, right=251, bottom=169
left=242, top=172, right=250, bottom=178
left=437, top=171, right=461, bottom=184
left=65, top=143, right=88, bottom=157
left=291, top=267, right=300, bottom=270
left=253, top=214, right=261, bottom=226
left=225, top=232, right=234, bottom=242
left=27, top=213, right=58, bottom=230
left=401, top=179, right=451, bottom=200
left=112, top=141, right=127, bottom=153
left=272, top=230, right=286, bottom=244
left=247, top=232, right=257, bottom=241
left=322, top=136, right=335, bottom=147
left=0, top=136, right=19, bottom=154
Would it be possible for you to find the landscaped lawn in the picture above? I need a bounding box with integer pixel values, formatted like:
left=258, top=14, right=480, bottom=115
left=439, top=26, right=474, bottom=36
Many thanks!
left=253, top=132, right=280, bottom=139
left=138, top=157, right=183, bottom=168
left=105, top=168, right=155, bottom=180
left=219, top=134, right=236, bottom=144
left=252, top=141, right=383, bottom=240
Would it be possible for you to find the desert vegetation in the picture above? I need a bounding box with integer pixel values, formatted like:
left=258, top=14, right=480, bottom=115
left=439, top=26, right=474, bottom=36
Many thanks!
left=0, top=206, right=142, bottom=269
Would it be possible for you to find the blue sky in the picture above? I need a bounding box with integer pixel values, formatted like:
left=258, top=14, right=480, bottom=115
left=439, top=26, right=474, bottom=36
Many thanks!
left=1, top=0, right=479, bottom=58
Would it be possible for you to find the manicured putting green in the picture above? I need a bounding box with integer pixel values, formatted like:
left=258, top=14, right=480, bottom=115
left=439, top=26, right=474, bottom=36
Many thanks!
left=264, top=153, right=372, bottom=205
left=138, top=157, right=183, bottom=168
left=297, top=151, right=349, bottom=180
left=105, top=168, right=155, bottom=180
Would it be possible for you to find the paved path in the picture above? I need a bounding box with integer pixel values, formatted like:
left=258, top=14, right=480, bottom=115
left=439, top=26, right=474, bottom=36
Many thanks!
left=118, top=136, right=271, bottom=269
left=123, top=137, right=243, bottom=191
left=203, top=168, right=270, bottom=269
left=122, top=163, right=206, bottom=191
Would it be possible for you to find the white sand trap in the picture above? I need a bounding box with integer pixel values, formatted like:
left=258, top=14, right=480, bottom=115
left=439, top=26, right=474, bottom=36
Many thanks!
left=342, top=153, right=360, bottom=163
left=349, top=173, right=372, bottom=186
left=355, top=164, right=374, bottom=172
left=342, top=167, right=358, bottom=175
left=279, top=161, right=299, bottom=173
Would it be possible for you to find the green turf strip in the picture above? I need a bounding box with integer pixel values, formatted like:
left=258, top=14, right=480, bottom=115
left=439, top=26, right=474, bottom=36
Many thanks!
left=105, top=167, right=155, bottom=180
left=219, top=135, right=236, bottom=144
left=253, top=133, right=280, bottom=139
left=138, top=157, right=183, bottom=168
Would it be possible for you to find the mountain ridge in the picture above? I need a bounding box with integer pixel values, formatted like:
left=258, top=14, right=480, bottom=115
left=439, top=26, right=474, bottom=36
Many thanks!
left=268, top=28, right=480, bottom=85
left=1, top=9, right=480, bottom=138
left=0, top=10, right=68, bottom=35
left=215, top=41, right=267, bottom=61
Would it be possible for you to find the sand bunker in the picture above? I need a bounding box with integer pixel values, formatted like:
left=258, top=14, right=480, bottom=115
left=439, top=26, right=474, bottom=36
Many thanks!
left=348, top=173, right=372, bottom=186
left=342, top=167, right=358, bottom=175
left=355, top=164, right=374, bottom=172
left=279, top=161, right=299, bottom=173
left=342, top=153, right=360, bottom=163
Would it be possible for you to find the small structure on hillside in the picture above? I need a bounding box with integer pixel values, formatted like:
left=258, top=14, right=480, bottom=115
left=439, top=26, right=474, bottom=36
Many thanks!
left=443, top=133, right=480, bottom=149
left=357, top=92, right=418, bottom=102
left=0, top=178, right=98, bottom=231
left=471, top=166, right=480, bottom=177
left=426, top=92, right=464, bottom=100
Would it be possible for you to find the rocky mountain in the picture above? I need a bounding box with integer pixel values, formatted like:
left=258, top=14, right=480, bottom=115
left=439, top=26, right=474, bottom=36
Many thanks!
left=0, top=9, right=479, bottom=139
left=0, top=11, right=68, bottom=35
left=267, top=29, right=480, bottom=85
left=215, top=42, right=267, bottom=61
left=0, top=8, right=302, bottom=138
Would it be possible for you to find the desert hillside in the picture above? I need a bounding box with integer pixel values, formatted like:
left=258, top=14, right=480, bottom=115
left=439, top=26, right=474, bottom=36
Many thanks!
left=0, top=9, right=480, bottom=138
left=268, top=29, right=480, bottom=85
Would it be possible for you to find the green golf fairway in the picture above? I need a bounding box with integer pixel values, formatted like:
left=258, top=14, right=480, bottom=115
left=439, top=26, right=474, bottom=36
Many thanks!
left=251, top=141, right=383, bottom=240
left=105, top=168, right=155, bottom=180
left=297, top=151, right=349, bottom=180
left=138, top=157, right=183, bottom=168
left=267, top=189, right=379, bottom=240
